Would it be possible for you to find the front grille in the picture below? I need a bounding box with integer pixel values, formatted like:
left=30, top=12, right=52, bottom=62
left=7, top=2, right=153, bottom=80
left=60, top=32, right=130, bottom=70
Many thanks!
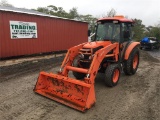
left=79, top=48, right=92, bottom=61
left=80, top=48, right=91, bottom=54
left=84, top=54, right=90, bottom=59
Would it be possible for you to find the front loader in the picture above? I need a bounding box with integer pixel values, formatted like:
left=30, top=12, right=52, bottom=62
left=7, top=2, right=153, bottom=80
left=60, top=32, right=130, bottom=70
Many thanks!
left=34, top=15, right=140, bottom=112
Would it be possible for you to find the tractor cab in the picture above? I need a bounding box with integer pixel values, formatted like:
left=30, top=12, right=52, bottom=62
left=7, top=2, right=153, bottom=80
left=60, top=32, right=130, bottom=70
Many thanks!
left=94, top=16, right=134, bottom=43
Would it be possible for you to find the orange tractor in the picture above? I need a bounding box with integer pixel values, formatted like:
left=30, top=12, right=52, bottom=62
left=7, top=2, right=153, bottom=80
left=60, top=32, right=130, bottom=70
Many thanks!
left=34, top=16, right=140, bottom=112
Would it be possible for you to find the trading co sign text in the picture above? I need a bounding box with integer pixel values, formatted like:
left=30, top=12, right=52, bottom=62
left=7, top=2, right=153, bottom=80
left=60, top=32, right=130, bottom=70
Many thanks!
left=10, top=21, right=37, bottom=39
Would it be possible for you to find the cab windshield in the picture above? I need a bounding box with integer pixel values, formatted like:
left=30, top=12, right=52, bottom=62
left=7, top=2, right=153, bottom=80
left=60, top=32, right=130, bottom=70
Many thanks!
left=95, top=22, right=120, bottom=42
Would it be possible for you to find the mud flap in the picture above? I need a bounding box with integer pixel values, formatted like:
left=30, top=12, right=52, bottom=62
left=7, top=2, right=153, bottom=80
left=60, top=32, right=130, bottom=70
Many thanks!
left=34, top=72, right=95, bottom=112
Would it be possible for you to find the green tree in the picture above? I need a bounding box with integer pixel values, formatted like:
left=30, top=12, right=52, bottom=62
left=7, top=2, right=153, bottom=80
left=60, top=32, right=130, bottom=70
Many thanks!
left=56, top=7, right=69, bottom=18
left=101, top=8, right=117, bottom=17
left=35, top=5, right=97, bottom=33
left=79, top=14, right=97, bottom=33
left=0, top=0, right=13, bottom=7
left=36, top=5, right=69, bottom=18
left=106, top=8, right=116, bottom=17
left=68, top=7, right=79, bottom=19
left=132, top=19, right=145, bottom=41
left=36, top=7, right=50, bottom=14
left=145, top=25, right=160, bottom=40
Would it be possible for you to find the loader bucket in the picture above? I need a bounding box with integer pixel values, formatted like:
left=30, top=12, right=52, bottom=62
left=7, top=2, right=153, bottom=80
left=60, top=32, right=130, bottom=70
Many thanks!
left=34, top=72, right=95, bottom=112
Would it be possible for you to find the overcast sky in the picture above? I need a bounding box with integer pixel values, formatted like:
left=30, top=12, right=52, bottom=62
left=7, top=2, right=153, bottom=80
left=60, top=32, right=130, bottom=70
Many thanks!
left=7, top=0, right=160, bottom=26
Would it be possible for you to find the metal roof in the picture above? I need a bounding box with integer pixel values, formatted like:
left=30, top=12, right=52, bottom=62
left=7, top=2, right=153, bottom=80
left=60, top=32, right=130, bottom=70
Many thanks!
left=0, top=6, right=87, bottom=23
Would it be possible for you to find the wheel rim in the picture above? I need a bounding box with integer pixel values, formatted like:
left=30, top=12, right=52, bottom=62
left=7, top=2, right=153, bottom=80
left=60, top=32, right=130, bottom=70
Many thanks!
left=113, top=69, right=120, bottom=83
left=133, top=54, right=138, bottom=69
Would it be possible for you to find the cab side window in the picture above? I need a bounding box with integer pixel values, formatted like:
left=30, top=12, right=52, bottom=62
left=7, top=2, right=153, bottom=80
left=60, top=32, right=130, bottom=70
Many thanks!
left=121, top=23, right=132, bottom=42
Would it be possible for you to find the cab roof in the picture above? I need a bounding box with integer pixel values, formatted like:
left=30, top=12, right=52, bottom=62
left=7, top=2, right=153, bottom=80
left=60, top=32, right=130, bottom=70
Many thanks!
left=98, top=15, right=133, bottom=23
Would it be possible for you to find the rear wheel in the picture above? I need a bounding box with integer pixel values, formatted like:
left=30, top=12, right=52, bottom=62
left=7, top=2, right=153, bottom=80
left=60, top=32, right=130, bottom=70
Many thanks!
left=72, top=57, right=86, bottom=79
left=123, top=47, right=139, bottom=75
left=104, top=64, right=121, bottom=87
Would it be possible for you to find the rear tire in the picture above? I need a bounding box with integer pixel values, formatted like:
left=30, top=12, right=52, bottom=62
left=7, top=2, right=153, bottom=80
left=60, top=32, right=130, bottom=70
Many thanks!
left=123, top=47, right=139, bottom=75
left=104, top=64, right=121, bottom=87
left=72, top=57, right=86, bottom=79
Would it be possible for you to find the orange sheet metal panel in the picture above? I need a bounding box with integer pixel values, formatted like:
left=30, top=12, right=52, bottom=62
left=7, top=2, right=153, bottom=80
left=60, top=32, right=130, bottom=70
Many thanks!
left=0, top=11, right=88, bottom=58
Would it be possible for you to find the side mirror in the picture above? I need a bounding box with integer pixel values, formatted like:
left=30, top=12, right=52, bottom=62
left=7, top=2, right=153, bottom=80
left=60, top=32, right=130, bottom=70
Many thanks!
left=89, top=33, right=95, bottom=41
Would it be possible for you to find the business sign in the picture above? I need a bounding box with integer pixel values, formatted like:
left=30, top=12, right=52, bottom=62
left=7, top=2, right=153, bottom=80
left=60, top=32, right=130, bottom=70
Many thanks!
left=10, top=21, right=37, bottom=39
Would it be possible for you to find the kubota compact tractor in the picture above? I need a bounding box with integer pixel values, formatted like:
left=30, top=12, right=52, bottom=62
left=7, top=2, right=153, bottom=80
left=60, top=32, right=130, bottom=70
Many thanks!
left=34, top=16, right=140, bottom=112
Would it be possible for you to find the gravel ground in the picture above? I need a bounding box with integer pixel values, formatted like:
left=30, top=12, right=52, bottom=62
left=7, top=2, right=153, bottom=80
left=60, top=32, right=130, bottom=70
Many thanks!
left=146, top=49, right=160, bottom=61
left=0, top=50, right=160, bottom=120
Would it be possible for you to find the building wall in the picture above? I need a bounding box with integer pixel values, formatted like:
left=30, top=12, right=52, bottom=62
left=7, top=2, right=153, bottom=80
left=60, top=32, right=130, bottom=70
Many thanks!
left=0, top=11, right=88, bottom=58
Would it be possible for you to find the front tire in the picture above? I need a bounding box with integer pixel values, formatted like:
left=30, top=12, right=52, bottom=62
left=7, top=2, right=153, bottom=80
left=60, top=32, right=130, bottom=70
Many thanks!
left=104, top=64, right=121, bottom=87
left=72, top=57, right=86, bottom=79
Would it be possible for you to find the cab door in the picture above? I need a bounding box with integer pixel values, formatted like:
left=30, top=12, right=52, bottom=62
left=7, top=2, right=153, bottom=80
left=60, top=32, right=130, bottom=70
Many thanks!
left=120, top=23, right=133, bottom=61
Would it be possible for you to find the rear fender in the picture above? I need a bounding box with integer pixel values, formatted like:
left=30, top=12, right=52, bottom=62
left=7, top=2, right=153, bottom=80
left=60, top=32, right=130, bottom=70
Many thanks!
left=124, top=42, right=140, bottom=60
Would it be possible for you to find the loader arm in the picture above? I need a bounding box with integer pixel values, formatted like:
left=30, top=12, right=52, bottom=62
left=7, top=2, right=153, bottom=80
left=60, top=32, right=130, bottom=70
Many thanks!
left=84, top=43, right=119, bottom=84
left=80, top=42, right=120, bottom=109
left=60, top=43, right=87, bottom=76
left=34, top=42, right=120, bottom=112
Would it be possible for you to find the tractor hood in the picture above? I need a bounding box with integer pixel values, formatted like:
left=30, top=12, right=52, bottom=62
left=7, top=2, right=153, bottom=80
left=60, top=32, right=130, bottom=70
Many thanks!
left=83, top=41, right=112, bottom=49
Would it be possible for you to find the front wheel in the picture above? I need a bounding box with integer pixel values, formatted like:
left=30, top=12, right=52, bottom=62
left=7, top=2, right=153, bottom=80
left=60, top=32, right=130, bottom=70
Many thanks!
left=104, top=64, right=121, bottom=87
left=72, top=57, right=86, bottom=80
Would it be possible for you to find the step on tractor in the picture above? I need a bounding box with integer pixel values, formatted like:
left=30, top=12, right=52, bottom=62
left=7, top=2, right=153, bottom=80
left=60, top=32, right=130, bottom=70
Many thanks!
left=34, top=15, right=140, bottom=112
